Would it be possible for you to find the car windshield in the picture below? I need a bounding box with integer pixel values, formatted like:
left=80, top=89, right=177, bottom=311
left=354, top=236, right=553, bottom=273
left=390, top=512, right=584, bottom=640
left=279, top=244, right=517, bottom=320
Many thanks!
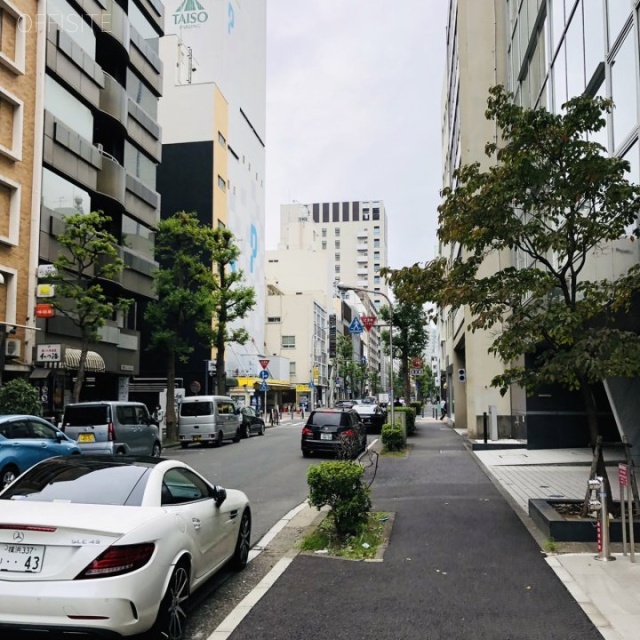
left=0, top=458, right=152, bottom=506
left=63, top=406, right=109, bottom=426
left=180, top=402, right=214, bottom=417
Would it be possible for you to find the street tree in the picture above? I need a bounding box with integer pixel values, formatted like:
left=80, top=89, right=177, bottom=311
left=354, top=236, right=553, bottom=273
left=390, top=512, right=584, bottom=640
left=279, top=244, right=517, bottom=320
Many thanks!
left=335, top=334, right=358, bottom=398
left=48, top=211, right=130, bottom=402
left=378, top=293, right=430, bottom=405
left=386, top=86, right=640, bottom=509
left=209, top=228, right=256, bottom=395
left=145, top=212, right=218, bottom=441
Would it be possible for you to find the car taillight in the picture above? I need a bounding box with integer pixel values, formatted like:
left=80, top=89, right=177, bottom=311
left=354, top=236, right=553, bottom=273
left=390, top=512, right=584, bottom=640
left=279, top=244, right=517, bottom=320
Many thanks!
left=107, top=423, right=115, bottom=441
left=75, top=543, right=155, bottom=579
left=342, top=429, right=355, bottom=437
left=302, top=427, right=313, bottom=436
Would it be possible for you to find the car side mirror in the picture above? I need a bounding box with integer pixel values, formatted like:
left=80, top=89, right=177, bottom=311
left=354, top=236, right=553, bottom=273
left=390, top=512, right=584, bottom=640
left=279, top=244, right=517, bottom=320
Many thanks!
left=213, top=486, right=227, bottom=507
left=55, top=431, right=65, bottom=442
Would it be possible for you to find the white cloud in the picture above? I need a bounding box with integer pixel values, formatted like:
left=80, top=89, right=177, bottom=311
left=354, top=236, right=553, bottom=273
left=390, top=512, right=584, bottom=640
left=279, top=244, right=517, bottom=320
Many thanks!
left=266, top=0, right=448, bottom=268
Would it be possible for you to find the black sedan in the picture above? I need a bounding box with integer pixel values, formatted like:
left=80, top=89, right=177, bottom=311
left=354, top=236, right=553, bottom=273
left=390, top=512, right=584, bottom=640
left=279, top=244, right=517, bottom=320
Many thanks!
left=239, top=406, right=266, bottom=438
left=301, top=408, right=367, bottom=459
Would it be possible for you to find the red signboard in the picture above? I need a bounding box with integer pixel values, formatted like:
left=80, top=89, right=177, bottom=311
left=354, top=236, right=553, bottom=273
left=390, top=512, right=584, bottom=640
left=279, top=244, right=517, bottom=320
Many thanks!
left=361, top=316, right=376, bottom=332
left=259, top=359, right=270, bottom=370
left=35, top=303, right=55, bottom=318
left=619, top=463, right=628, bottom=487
left=412, top=356, right=424, bottom=368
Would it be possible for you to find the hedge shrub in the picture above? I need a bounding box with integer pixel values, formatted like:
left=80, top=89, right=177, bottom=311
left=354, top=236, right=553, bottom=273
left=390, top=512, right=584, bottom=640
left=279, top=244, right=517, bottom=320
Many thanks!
left=381, top=422, right=405, bottom=451
left=307, top=461, right=371, bottom=537
left=394, top=406, right=416, bottom=436
left=0, top=378, right=42, bottom=416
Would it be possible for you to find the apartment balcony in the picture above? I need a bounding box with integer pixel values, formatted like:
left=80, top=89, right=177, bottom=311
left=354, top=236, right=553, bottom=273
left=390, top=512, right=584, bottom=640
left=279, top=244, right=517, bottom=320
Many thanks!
left=356, top=230, right=368, bottom=239
left=357, top=280, right=368, bottom=288
left=357, top=255, right=368, bottom=263
left=357, top=268, right=368, bottom=276
left=95, top=150, right=126, bottom=205
left=357, top=243, right=368, bottom=251
left=99, top=72, right=128, bottom=128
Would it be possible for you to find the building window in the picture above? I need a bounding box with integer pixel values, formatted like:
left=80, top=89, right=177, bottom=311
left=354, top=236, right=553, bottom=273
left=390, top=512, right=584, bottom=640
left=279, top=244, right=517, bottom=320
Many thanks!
left=363, top=212, right=370, bottom=220
left=218, top=131, right=227, bottom=147
left=373, top=251, right=380, bottom=260
left=0, top=0, right=25, bottom=74
left=0, top=173, right=20, bottom=245
left=335, top=264, right=340, bottom=273
left=374, top=238, right=380, bottom=248
left=0, top=86, right=22, bottom=161
left=335, top=240, right=340, bottom=249
left=373, top=225, right=380, bottom=236
left=218, top=175, right=226, bottom=191
left=335, top=227, right=340, bottom=236
left=321, top=241, right=327, bottom=250
left=267, top=316, right=281, bottom=323
left=49, top=0, right=97, bottom=57
left=335, top=253, right=340, bottom=261
left=374, top=264, right=380, bottom=273
left=124, top=142, right=156, bottom=186
left=41, top=167, right=90, bottom=216
left=322, top=228, right=327, bottom=237
left=282, top=336, right=296, bottom=349
left=374, top=275, right=381, bottom=285
left=289, top=361, right=296, bottom=375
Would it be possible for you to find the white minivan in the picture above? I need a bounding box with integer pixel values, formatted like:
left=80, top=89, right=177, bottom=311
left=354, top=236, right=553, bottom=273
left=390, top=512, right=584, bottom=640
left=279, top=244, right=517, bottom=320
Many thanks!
left=178, top=395, right=242, bottom=448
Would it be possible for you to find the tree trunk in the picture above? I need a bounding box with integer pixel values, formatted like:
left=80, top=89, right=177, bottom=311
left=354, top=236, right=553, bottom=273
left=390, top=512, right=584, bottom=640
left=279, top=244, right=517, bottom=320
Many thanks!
left=403, top=357, right=411, bottom=404
left=165, top=349, right=177, bottom=442
left=73, top=340, right=90, bottom=403
left=579, top=378, right=613, bottom=516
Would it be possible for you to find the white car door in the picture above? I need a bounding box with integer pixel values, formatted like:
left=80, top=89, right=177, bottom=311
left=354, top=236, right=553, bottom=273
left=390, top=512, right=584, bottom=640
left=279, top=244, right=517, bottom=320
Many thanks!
left=161, top=468, right=228, bottom=578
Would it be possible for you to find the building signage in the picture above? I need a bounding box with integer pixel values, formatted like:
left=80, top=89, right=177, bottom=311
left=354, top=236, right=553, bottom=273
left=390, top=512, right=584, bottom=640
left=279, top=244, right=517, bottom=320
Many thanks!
left=37, top=344, right=62, bottom=362
left=35, top=303, right=55, bottom=318
left=37, top=264, right=58, bottom=279
left=172, top=0, right=209, bottom=28
left=36, top=283, right=55, bottom=298
left=120, top=364, right=134, bottom=372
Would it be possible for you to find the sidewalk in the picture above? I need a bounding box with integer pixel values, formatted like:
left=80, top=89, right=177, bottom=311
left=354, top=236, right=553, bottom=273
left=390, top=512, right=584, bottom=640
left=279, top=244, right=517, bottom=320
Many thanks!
left=210, top=416, right=624, bottom=640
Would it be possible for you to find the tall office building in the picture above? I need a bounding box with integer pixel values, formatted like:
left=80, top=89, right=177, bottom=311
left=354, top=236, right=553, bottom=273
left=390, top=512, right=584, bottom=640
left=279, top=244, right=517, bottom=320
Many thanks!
left=155, top=0, right=266, bottom=392
left=35, top=0, right=165, bottom=414
left=440, top=0, right=640, bottom=446
left=0, top=0, right=39, bottom=383
left=278, top=200, right=390, bottom=311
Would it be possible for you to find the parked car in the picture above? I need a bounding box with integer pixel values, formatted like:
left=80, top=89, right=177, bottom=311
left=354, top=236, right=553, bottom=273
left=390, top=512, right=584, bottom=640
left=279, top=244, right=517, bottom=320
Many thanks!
left=61, top=401, right=161, bottom=457
left=0, top=415, right=80, bottom=488
left=0, top=455, right=251, bottom=639
left=301, top=408, right=367, bottom=458
left=178, top=395, right=242, bottom=448
left=239, top=406, right=266, bottom=438
left=334, top=399, right=360, bottom=409
left=352, top=401, right=387, bottom=434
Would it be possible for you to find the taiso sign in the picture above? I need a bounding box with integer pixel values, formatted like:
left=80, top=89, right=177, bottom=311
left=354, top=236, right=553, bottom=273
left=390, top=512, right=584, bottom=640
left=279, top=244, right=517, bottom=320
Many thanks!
left=172, top=0, right=209, bottom=27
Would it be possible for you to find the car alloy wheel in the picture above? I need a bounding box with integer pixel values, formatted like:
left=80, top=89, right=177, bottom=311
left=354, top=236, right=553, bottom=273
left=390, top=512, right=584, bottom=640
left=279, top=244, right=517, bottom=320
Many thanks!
left=214, top=430, right=224, bottom=448
left=244, top=424, right=251, bottom=439
left=1, top=464, right=18, bottom=488
left=259, top=424, right=265, bottom=436
left=155, top=563, right=190, bottom=640
left=230, top=510, right=251, bottom=570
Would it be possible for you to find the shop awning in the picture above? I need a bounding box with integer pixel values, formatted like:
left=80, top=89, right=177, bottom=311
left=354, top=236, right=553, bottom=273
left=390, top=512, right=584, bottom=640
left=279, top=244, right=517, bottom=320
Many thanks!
left=234, top=376, right=293, bottom=391
left=44, top=348, right=106, bottom=373
left=65, top=349, right=106, bottom=373
left=29, top=368, right=52, bottom=379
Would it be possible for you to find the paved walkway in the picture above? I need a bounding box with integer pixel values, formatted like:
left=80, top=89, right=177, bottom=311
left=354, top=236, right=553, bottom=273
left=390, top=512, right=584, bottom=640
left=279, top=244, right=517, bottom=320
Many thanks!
left=212, top=417, right=613, bottom=640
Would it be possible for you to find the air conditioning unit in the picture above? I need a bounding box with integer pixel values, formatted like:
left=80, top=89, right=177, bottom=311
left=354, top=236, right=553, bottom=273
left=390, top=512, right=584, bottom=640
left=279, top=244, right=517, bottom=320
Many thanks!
left=5, top=338, right=21, bottom=358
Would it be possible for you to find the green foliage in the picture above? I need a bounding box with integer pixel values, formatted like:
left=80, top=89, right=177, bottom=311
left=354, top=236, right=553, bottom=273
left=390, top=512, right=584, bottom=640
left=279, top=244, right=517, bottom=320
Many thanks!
left=379, top=292, right=430, bottom=404
left=209, top=228, right=256, bottom=395
left=381, top=422, right=405, bottom=451
left=0, top=379, right=42, bottom=416
left=386, top=86, right=640, bottom=436
left=47, top=211, right=130, bottom=402
left=335, top=334, right=359, bottom=397
left=146, top=212, right=220, bottom=440
left=307, top=461, right=372, bottom=537
left=410, top=401, right=423, bottom=419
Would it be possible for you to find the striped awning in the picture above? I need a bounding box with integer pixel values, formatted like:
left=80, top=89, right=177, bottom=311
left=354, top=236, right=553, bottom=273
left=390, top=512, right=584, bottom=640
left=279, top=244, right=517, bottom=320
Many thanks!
left=44, top=348, right=106, bottom=372
left=65, top=348, right=106, bottom=373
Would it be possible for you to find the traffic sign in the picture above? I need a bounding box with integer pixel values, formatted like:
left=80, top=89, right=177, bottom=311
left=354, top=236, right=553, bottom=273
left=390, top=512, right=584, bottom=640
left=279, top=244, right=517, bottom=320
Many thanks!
left=412, top=357, right=424, bottom=368
left=259, top=382, right=269, bottom=391
left=259, top=359, right=270, bottom=369
left=361, top=355, right=367, bottom=364
left=207, top=360, right=216, bottom=374
left=361, top=316, right=376, bottom=331
left=411, top=368, right=423, bottom=376
left=258, top=370, right=269, bottom=380
left=349, top=317, right=364, bottom=334
left=35, top=303, right=55, bottom=318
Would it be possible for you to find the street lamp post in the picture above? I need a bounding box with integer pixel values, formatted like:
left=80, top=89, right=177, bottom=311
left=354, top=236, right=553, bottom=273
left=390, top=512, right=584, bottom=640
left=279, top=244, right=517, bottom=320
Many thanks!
left=336, top=283, right=395, bottom=430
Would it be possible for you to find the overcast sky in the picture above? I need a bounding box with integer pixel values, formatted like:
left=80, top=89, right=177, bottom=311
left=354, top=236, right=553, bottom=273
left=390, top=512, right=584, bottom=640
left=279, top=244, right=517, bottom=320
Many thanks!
left=265, top=1, right=449, bottom=270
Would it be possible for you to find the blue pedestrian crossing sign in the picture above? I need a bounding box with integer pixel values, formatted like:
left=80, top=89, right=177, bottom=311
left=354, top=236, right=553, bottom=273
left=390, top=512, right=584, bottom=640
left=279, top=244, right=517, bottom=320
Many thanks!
left=349, top=317, right=364, bottom=334
left=259, top=382, right=269, bottom=391
left=258, top=370, right=269, bottom=380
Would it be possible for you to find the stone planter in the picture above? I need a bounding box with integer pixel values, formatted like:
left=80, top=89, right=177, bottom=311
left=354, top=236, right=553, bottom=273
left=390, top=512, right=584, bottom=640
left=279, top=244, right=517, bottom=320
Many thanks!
left=529, top=498, right=640, bottom=542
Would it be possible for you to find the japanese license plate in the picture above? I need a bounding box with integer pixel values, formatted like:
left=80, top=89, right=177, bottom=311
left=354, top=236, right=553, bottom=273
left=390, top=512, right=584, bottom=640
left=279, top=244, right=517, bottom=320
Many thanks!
left=78, top=433, right=95, bottom=442
left=320, top=433, right=333, bottom=441
left=0, top=543, right=45, bottom=573
left=192, top=435, right=201, bottom=441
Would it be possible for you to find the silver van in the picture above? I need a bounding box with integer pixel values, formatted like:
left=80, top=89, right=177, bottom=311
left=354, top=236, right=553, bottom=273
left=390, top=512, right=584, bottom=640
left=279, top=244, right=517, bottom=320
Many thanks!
left=61, top=401, right=162, bottom=456
left=178, top=395, right=242, bottom=448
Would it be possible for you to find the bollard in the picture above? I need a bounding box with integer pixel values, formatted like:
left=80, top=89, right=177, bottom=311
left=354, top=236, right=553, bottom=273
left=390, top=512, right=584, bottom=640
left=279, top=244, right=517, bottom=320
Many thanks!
left=483, top=412, right=488, bottom=444
left=619, top=463, right=635, bottom=562
left=589, top=477, right=615, bottom=562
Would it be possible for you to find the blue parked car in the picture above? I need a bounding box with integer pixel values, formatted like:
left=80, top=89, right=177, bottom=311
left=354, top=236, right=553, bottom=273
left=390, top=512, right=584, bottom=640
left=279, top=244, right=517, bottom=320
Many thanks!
left=0, top=415, right=81, bottom=487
